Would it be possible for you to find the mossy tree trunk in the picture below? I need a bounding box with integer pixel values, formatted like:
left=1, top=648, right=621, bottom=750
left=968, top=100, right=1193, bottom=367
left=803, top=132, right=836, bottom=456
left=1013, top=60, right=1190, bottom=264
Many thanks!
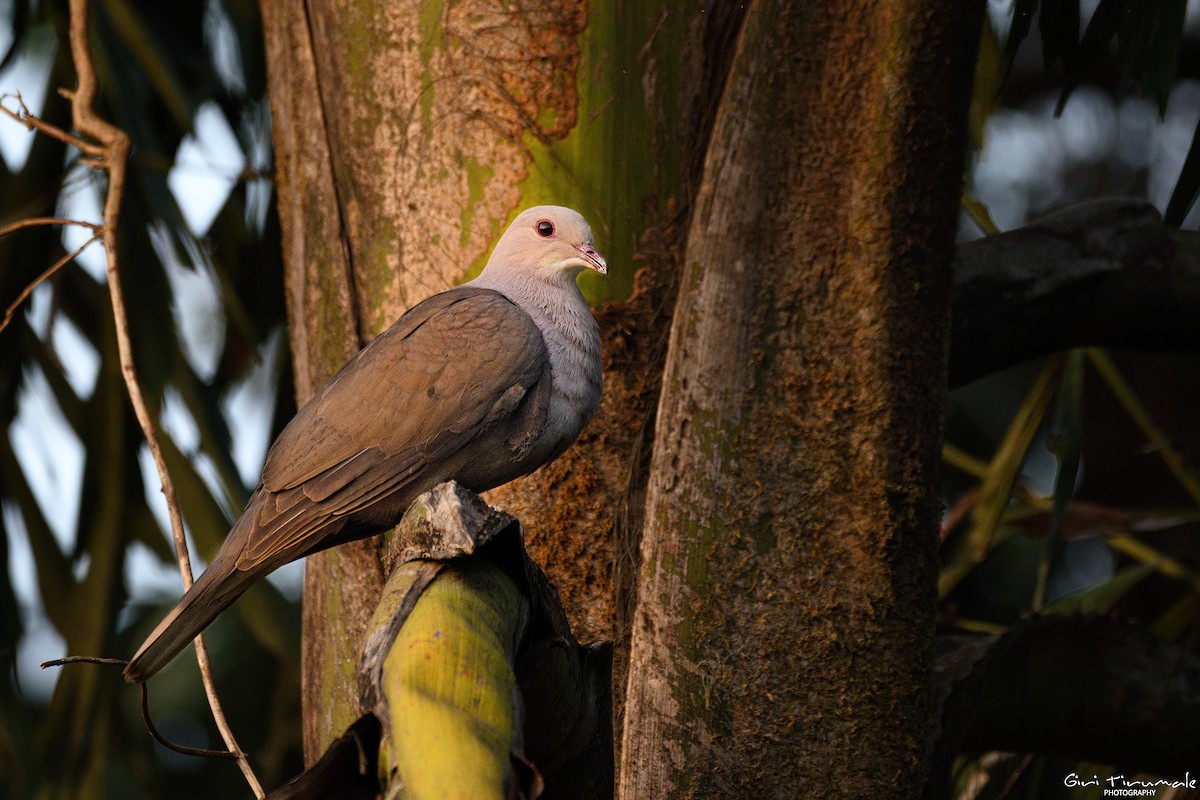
left=259, top=0, right=744, bottom=762
left=261, top=0, right=982, bottom=792
left=619, top=1, right=982, bottom=796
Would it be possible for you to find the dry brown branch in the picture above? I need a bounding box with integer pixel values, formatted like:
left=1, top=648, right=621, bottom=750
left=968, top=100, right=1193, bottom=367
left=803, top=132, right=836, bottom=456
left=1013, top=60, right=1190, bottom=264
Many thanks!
left=139, top=684, right=244, bottom=761
left=0, top=216, right=102, bottom=238
left=0, top=233, right=99, bottom=334
left=0, top=91, right=103, bottom=157
left=41, top=655, right=128, bottom=669
left=43, top=0, right=264, bottom=794
left=0, top=217, right=105, bottom=334
left=40, top=657, right=243, bottom=761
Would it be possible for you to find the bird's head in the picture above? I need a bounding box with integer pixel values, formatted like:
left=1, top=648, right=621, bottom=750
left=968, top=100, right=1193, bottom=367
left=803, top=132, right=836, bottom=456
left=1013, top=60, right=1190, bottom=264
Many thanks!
left=484, top=205, right=607, bottom=281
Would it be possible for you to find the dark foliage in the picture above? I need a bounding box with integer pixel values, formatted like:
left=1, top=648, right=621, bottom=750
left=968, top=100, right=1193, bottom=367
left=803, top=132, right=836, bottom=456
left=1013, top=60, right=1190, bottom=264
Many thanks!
left=0, top=1, right=299, bottom=796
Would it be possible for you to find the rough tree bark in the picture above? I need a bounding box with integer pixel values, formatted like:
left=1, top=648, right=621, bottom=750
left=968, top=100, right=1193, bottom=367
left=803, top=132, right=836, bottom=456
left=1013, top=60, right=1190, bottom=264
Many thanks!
left=259, top=0, right=370, bottom=759
left=258, top=0, right=746, bottom=761
left=619, top=1, right=982, bottom=797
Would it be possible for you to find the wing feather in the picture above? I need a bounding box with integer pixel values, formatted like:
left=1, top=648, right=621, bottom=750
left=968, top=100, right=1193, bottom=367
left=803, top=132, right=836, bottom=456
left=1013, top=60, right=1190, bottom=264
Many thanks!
left=237, top=287, right=549, bottom=570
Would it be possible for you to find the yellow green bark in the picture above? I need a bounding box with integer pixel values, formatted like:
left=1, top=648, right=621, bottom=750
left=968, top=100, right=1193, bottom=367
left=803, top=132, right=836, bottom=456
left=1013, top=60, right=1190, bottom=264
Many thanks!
left=379, top=561, right=523, bottom=800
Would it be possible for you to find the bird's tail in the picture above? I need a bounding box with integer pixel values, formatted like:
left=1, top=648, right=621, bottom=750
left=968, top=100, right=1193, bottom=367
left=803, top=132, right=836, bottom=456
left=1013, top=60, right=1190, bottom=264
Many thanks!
left=123, top=548, right=260, bottom=683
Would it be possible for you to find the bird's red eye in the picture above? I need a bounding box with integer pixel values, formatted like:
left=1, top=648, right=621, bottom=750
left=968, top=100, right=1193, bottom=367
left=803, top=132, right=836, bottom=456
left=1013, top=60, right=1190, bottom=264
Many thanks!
left=536, top=220, right=555, bottom=238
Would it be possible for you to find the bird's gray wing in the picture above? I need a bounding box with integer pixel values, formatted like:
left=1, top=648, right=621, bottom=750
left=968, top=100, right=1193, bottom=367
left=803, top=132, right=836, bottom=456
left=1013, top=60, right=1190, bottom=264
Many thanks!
left=240, top=286, right=549, bottom=568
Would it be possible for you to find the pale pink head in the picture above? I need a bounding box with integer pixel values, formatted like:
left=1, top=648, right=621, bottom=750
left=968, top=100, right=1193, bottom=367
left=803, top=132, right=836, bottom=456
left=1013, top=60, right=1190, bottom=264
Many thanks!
left=484, top=205, right=607, bottom=279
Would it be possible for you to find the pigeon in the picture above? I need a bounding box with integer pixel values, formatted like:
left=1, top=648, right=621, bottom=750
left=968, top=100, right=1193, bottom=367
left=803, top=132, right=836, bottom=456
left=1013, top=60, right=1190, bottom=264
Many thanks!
left=123, top=205, right=606, bottom=682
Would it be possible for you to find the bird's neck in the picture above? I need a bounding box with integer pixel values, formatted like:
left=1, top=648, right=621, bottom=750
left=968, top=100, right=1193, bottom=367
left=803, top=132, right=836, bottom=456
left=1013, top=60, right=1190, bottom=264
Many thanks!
left=469, top=269, right=588, bottom=333
left=467, top=269, right=602, bottom=422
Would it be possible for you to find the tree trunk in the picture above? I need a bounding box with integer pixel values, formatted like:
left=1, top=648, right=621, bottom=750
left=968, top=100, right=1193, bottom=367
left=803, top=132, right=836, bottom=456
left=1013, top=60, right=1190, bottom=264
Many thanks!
left=260, top=0, right=748, bottom=763
left=619, top=1, right=982, bottom=796
left=263, top=0, right=985, bottom=790
left=261, top=0, right=748, bottom=762
left=259, top=0, right=374, bottom=760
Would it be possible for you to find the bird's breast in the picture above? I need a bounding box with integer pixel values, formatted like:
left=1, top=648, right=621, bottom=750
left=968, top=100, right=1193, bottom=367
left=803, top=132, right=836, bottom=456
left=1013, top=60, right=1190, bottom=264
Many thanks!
left=538, top=304, right=602, bottom=447
left=464, top=274, right=603, bottom=460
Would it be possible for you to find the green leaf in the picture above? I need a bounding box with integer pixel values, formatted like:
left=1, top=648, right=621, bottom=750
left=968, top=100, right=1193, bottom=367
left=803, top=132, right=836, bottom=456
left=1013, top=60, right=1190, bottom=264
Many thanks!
left=1121, top=0, right=1185, bottom=113
left=1061, top=0, right=1186, bottom=114
left=1033, top=349, right=1084, bottom=610
left=1128, top=0, right=1185, bottom=113
left=1165, top=119, right=1200, bottom=227
left=940, top=357, right=1065, bottom=598
left=1043, top=561, right=1154, bottom=615
left=156, top=428, right=234, bottom=551
left=0, top=505, right=25, bottom=683
left=39, top=326, right=130, bottom=796
left=101, top=0, right=196, bottom=129
left=169, top=359, right=247, bottom=511
left=969, top=20, right=1003, bottom=152
left=1088, top=349, right=1200, bottom=505
left=13, top=318, right=87, bottom=435
left=1059, top=0, right=1126, bottom=113
left=0, top=0, right=33, bottom=71
left=961, top=193, right=1001, bottom=236
left=1152, top=592, right=1200, bottom=640
left=124, top=499, right=174, bottom=562
left=1075, top=0, right=1127, bottom=65
left=0, top=433, right=74, bottom=630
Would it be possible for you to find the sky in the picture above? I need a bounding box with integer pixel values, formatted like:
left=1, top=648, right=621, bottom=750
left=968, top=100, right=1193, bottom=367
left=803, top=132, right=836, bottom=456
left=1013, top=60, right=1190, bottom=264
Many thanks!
left=2, top=0, right=1200, bottom=699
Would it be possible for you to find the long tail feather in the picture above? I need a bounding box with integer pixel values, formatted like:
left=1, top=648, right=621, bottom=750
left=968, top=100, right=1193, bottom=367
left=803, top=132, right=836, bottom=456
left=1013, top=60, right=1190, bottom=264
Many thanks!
left=123, top=548, right=261, bottom=683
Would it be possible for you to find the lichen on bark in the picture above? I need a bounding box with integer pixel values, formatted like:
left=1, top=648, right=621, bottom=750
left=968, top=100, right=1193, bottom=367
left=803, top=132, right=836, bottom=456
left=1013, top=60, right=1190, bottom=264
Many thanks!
left=620, top=0, right=983, bottom=796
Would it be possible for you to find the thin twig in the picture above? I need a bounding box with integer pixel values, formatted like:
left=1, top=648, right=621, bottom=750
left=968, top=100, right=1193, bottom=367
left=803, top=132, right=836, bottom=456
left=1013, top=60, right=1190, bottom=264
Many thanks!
left=59, top=0, right=264, bottom=795
left=0, top=234, right=99, bottom=335
left=140, top=683, right=243, bottom=761
left=0, top=216, right=102, bottom=238
left=0, top=91, right=104, bottom=157
left=42, top=656, right=244, bottom=761
left=41, top=655, right=128, bottom=669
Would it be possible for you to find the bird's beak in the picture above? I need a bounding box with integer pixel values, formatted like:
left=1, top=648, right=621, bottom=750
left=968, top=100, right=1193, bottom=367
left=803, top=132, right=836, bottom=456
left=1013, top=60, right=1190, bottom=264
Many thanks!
left=576, top=243, right=607, bottom=275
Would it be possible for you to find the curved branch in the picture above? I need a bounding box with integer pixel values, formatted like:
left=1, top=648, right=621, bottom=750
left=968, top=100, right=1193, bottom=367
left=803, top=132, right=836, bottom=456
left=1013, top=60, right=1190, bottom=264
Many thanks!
left=951, top=199, right=1200, bottom=387
left=0, top=216, right=102, bottom=238
left=138, top=684, right=244, bottom=761
left=0, top=91, right=103, bottom=156
left=58, top=0, right=264, bottom=794
left=0, top=233, right=99, bottom=334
